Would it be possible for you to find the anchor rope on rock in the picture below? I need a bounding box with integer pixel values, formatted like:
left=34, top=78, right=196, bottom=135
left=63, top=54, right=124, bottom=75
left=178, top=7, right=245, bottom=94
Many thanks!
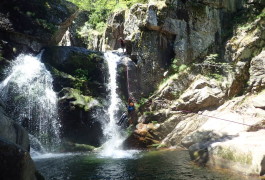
left=178, top=109, right=253, bottom=127
left=126, top=62, right=130, bottom=98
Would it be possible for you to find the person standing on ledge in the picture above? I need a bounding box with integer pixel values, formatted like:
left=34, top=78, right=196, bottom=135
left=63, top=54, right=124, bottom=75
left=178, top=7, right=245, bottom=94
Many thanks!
left=118, top=37, right=126, bottom=52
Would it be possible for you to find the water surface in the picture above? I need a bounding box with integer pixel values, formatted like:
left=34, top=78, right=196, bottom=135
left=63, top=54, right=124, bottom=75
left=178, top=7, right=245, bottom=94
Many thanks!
left=35, top=150, right=251, bottom=180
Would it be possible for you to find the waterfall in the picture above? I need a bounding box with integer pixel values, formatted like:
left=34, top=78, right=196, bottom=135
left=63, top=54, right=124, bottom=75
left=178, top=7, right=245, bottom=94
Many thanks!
left=100, top=51, right=138, bottom=158
left=58, top=27, right=71, bottom=46
left=0, top=53, right=60, bottom=152
left=101, top=51, right=124, bottom=156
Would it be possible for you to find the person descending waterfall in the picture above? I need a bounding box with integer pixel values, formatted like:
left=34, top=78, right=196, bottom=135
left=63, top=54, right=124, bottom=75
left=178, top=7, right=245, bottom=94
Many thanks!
left=117, top=97, right=135, bottom=126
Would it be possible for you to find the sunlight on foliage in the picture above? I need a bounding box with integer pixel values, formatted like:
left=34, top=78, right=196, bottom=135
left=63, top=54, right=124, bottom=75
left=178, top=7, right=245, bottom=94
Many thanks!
left=67, top=0, right=148, bottom=29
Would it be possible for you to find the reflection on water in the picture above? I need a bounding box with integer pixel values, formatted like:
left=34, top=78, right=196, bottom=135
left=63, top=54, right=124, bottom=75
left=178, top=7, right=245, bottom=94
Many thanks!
left=34, top=150, right=253, bottom=180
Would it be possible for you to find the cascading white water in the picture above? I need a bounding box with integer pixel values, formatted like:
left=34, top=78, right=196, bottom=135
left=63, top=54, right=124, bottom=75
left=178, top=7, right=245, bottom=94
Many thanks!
left=101, top=51, right=124, bottom=156
left=100, top=51, right=139, bottom=159
left=58, top=27, right=71, bottom=46
left=0, top=53, right=60, bottom=151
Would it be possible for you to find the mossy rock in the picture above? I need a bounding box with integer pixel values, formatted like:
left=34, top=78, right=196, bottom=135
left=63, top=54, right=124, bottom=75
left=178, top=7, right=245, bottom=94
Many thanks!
left=61, top=141, right=95, bottom=152
left=59, top=87, right=100, bottom=111
left=42, top=47, right=106, bottom=89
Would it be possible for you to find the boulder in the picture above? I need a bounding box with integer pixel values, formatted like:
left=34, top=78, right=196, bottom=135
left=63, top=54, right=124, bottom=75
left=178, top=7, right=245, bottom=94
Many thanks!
left=174, top=75, right=226, bottom=111
left=42, top=46, right=107, bottom=146
left=58, top=88, right=105, bottom=146
left=0, top=138, right=42, bottom=180
left=42, top=46, right=106, bottom=94
left=190, top=130, right=265, bottom=176
left=123, top=122, right=160, bottom=149
left=248, top=50, right=265, bottom=92
left=252, top=91, right=265, bottom=109
left=0, top=105, right=29, bottom=151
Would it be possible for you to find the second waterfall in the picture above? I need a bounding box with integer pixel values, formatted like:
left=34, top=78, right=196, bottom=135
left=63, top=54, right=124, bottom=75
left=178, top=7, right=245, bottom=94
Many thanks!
left=100, top=51, right=137, bottom=158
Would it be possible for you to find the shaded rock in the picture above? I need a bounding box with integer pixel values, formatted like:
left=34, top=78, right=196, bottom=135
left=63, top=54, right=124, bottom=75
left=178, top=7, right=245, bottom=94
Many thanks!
left=191, top=130, right=265, bottom=176
left=42, top=46, right=106, bottom=95
left=58, top=88, right=104, bottom=146
left=42, top=46, right=103, bottom=75
left=0, top=138, right=40, bottom=180
left=152, top=71, right=195, bottom=103
left=227, top=61, right=250, bottom=97
left=130, top=30, right=175, bottom=97
left=42, top=46, right=107, bottom=147
left=0, top=105, right=29, bottom=150
left=182, top=130, right=226, bottom=148
left=145, top=5, right=160, bottom=31
left=68, top=11, right=90, bottom=48
left=248, top=50, right=265, bottom=92
left=0, top=0, right=78, bottom=58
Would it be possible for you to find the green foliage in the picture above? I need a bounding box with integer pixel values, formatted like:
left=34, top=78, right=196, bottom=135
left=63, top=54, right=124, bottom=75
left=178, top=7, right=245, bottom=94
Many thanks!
left=194, top=54, right=231, bottom=81
left=207, top=73, right=224, bottom=81
left=151, top=121, right=158, bottom=125
left=36, top=18, right=57, bottom=32
left=64, top=88, right=94, bottom=111
left=232, top=7, right=265, bottom=32
left=205, top=54, right=219, bottom=62
left=144, top=111, right=154, bottom=116
left=134, top=97, right=147, bottom=110
left=126, top=124, right=134, bottom=136
left=62, top=142, right=95, bottom=152
left=148, top=143, right=167, bottom=149
left=170, top=58, right=180, bottom=72
left=0, top=45, right=3, bottom=61
left=67, top=0, right=148, bottom=30
left=216, top=147, right=252, bottom=165
left=74, top=68, right=90, bottom=81
left=170, top=58, right=188, bottom=74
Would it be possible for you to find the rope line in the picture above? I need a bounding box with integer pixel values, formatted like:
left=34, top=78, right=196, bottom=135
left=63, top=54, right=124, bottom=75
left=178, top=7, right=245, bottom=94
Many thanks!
left=179, top=109, right=253, bottom=127
left=126, top=62, right=130, bottom=99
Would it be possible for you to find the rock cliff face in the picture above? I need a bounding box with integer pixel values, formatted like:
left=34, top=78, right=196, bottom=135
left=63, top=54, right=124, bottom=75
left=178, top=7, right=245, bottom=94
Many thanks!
left=42, top=46, right=107, bottom=146
left=100, top=0, right=265, bottom=176
left=102, top=0, right=246, bottom=97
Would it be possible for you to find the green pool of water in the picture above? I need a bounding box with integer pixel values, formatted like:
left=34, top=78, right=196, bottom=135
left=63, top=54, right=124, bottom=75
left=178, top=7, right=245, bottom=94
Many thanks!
left=34, top=150, right=251, bottom=180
